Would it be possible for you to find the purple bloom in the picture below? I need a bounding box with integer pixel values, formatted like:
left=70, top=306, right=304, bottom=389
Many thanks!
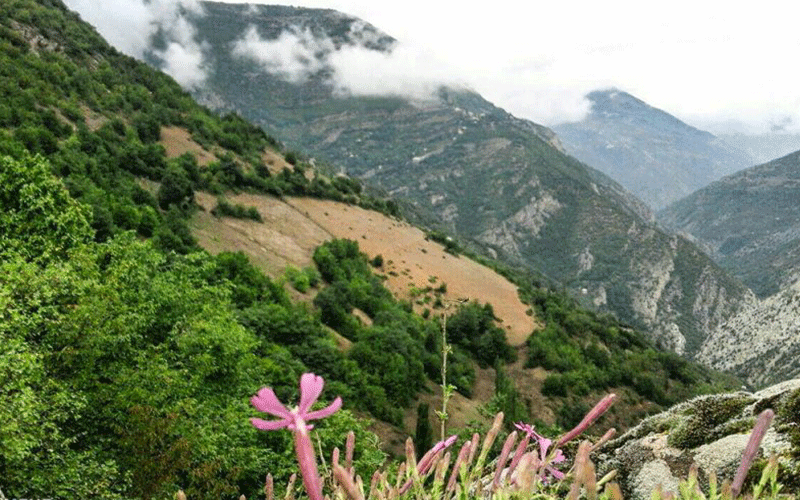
left=251, top=373, right=342, bottom=500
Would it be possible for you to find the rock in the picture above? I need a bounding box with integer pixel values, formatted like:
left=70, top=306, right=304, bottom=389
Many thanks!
left=697, top=281, right=800, bottom=388
left=597, top=379, right=800, bottom=499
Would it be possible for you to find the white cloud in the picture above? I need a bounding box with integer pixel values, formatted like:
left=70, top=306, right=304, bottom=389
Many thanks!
left=232, top=26, right=334, bottom=83
left=232, top=23, right=468, bottom=102
left=327, top=40, right=467, bottom=100
left=214, top=0, right=800, bottom=133
left=63, top=0, right=208, bottom=88
left=65, top=0, right=800, bottom=133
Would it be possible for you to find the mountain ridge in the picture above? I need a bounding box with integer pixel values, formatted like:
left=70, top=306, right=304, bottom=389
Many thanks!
left=658, top=149, right=800, bottom=297
left=552, top=88, right=755, bottom=210
left=0, top=0, right=759, bottom=496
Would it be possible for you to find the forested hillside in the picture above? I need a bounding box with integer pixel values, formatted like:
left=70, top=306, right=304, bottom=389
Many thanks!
left=0, top=1, right=739, bottom=498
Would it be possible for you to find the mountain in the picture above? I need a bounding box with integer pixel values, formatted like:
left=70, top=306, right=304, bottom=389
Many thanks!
left=552, top=89, right=754, bottom=210
left=658, top=150, right=800, bottom=297
left=696, top=281, right=800, bottom=388
left=159, top=2, right=755, bottom=358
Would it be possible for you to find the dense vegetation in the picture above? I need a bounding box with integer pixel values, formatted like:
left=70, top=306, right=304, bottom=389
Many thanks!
left=0, top=154, right=519, bottom=497
left=1, top=154, right=393, bottom=498
left=0, top=2, right=744, bottom=499
left=523, top=287, right=737, bottom=428
left=0, top=0, right=398, bottom=257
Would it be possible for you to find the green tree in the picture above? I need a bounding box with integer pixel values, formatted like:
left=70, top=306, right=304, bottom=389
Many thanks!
left=0, top=154, right=93, bottom=263
left=414, top=402, right=434, bottom=459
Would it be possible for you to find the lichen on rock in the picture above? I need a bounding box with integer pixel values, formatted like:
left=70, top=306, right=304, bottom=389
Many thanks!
left=597, top=378, right=800, bottom=499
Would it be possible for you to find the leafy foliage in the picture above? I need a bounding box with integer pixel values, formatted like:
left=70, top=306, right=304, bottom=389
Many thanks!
left=0, top=158, right=392, bottom=499
left=0, top=153, right=92, bottom=262
left=212, top=197, right=263, bottom=222
left=525, top=288, right=736, bottom=417
left=445, top=301, right=516, bottom=368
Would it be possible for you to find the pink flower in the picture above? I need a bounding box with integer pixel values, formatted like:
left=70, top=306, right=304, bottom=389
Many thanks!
left=556, top=394, right=616, bottom=448
left=400, top=434, right=458, bottom=494
left=731, top=409, right=774, bottom=498
left=251, top=373, right=342, bottom=431
left=251, top=373, right=342, bottom=500
left=418, top=435, right=458, bottom=474
left=514, top=422, right=565, bottom=481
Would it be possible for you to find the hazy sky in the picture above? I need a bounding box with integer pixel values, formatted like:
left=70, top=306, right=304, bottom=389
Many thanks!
left=63, top=0, right=800, bottom=133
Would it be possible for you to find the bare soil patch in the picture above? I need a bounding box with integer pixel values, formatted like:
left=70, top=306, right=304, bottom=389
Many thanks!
left=193, top=192, right=331, bottom=277
left=81, top=105, right=106, bottom=131
left=160, top=126, right=218, bottom=166
left=284, top=197, right=539, bottom=346
left=192, top=193, right=538, bottom=347
left=262, top=149, right=293, bottom=175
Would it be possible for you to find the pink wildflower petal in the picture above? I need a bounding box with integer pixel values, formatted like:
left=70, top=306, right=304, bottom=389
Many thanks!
left=552, top=449, right=565, bottom=464
left=514, top=422, right=535, bottom=436
left=252, top=387, right=292, bottom=418
left=546, top=466, right=565, bottom=481
left=535, top=435, right=552, bottom=458
left=304, top=396, right=342, bottom=421
left=251, top=417, right=291, bottom=431
left=557, top=394, right=617, bottom=447
left=299, top=373, right=325, bottom=414
left=418, top=434, right=458, bottom=474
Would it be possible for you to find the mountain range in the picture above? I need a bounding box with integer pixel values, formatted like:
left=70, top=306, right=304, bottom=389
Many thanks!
left=5, top=0, right=800, bottom=496
left=0, top=1, right=750, bottom=495
left=159, top=1, right=755, bottom=358
left=658, top=150, right=800, bottom=298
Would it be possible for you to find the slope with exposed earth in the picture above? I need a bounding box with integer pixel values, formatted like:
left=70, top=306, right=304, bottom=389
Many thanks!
left=192, top=191, right=539, bottom=346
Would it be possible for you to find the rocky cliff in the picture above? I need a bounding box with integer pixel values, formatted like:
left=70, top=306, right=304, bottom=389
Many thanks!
left=697, top=281, right=800, bottom=388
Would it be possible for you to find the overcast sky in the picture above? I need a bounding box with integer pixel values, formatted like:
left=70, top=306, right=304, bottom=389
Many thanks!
left=64, top=0, right=800, bottom=133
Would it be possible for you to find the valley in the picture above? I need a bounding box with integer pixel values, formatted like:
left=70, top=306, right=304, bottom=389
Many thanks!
left=3, top=0, right=800, bottom=498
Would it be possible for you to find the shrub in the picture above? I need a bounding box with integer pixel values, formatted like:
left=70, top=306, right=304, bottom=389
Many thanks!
left=211, top=198, right=263, bottom=222
left=157, top=165, right=193, bottom=209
